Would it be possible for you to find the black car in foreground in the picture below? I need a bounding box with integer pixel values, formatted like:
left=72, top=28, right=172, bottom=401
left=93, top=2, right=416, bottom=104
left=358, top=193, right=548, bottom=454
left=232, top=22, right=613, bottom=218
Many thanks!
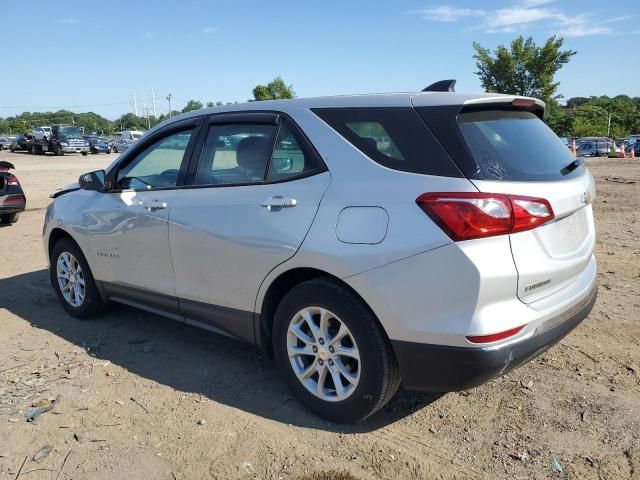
left=0, top=161, right=26, bottom=224
left=84, top=136, right=112, bottom=154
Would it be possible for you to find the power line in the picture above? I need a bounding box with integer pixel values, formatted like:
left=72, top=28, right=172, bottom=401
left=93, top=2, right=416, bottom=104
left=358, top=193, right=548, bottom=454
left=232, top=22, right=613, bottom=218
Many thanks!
left=0, top=101, right=130, bottom=110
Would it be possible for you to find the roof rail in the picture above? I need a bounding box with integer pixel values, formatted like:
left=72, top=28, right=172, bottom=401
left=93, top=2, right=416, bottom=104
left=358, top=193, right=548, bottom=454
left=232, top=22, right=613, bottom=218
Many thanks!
left=422, top=79, right=456, bottom=93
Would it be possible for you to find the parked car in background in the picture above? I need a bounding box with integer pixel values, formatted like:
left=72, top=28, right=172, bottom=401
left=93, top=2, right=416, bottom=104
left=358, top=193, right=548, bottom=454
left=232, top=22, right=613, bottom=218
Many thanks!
left=45, top=84, right=597, bottom=422
left=84, top=136, right=111, bottom=154
left=32, top=126, right=53, bottom=141
left=576, top=140, right=610, bottom=157
left=0, top=161, right=26, bottom=225
left=10, top=133, right=32, bottom=152
left=0, top=137, right=13, bottom=150
left=111, top=137, right=132, bottom=153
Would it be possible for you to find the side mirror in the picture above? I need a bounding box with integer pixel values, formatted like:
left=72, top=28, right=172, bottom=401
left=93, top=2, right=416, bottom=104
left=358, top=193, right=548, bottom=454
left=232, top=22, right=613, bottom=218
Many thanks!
left=79, top=170, right=106, bottom=191
left=271, top=157, right=293, bottom=173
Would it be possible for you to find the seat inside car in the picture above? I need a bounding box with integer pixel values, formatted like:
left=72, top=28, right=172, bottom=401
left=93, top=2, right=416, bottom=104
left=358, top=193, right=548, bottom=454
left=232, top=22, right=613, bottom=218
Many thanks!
left=236, top=136, right=271, bottom=181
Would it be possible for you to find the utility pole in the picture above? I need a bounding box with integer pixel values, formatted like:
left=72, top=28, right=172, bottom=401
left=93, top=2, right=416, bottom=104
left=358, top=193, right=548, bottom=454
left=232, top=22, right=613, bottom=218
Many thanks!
left=133, top=92, right=139, bottom=117
left=607, top=112, right=612, bottom=137
left=166, top=94, right=172, bottom=118
left=151, top=88, right=158, bottom=119
left=144, top=104, right=150, bottom=130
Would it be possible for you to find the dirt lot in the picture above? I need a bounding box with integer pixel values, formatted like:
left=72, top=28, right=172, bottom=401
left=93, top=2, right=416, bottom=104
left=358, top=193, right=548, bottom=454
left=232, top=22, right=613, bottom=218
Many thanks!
left=0, top=150, right=639, bottom=480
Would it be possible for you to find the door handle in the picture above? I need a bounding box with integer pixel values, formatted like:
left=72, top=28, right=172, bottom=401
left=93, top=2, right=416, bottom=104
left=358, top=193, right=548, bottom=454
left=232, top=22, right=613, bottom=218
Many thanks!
left=139, top=200, right=168, bottom=211
left=261, top=196, right=297, bottom=211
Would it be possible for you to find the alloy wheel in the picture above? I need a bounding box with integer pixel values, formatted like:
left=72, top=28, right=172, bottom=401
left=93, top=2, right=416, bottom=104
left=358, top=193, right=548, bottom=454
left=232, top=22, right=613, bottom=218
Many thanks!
left=56, top=252, right=86, bottom=307
left=287, top=306, right=361, bottom=402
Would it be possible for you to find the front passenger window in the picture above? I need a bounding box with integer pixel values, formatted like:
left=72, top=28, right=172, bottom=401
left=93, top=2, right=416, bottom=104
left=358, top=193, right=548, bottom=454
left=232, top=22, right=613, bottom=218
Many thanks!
left=116, top=129, right=194, bottom=189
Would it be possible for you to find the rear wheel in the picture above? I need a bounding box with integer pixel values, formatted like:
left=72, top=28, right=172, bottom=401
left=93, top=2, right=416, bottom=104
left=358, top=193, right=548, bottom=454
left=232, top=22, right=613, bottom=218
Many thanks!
left=81, top=152, right=88, bottom=156
left=273, top=278, right=400, bottom=423
left=0, top=213, right=19, bottom=224
left=50, top=237, right=107, bottom=319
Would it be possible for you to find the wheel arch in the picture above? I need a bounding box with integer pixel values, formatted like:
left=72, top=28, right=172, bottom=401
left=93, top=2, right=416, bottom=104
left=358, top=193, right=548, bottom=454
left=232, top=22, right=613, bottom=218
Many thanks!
left=256, top=267, right=387, bottom=357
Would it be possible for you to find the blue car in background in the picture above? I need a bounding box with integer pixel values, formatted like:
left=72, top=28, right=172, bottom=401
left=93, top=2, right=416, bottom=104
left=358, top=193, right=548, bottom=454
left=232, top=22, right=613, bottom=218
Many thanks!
left=84, top=136, right=111, bottom=154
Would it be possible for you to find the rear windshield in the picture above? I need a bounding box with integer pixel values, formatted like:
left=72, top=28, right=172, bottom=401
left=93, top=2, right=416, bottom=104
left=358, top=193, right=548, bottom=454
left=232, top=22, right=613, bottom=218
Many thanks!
left=312, top=108, right=461, bottom=177
left=457, top=110, right=581, bottom=181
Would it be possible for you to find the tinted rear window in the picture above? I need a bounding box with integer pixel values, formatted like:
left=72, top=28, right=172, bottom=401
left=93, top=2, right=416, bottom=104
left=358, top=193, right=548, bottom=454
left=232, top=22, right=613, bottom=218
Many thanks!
left=457, top=110, right=581, bottom=181
left=312, top=108, right=461, bottom=177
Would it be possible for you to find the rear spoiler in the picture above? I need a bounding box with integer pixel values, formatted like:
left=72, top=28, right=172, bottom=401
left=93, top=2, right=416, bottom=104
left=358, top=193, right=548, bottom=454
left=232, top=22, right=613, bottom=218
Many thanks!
left=461, top=96, right=545, bottom=119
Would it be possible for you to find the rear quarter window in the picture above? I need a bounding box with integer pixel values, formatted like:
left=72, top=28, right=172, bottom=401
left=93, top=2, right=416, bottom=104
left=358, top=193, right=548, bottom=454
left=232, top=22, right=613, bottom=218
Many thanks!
left=312, top=107, right=462, bottom=177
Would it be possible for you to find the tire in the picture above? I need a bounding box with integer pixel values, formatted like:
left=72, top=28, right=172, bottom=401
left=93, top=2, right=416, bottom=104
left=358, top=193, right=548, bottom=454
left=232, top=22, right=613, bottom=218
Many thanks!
left=273, top=278, right=400, bottom=423
left=0, top=213, right=19, bottom=224
left=50, top=237, right=107, bottom=319
left=81, top=152, right=88, bottom=156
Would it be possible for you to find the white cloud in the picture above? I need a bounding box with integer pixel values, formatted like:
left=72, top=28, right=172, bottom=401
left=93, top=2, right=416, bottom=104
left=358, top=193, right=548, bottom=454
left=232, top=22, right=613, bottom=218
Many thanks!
left=140, top=31, right=156, bottom=39
left=604, top=15, right=635, bottom=23
left=411, top=5, right=485, bottom=22
left=488, top=8, right=560, bottom=28
left=202, top=26, right=218, bottom=35
left=519, top=0, right=554, bottom=6
left=55, top=18, right=79, bottom=25
left=412, top=1, right=633, bottom=37
left=560, top=24, right=611, bottom=37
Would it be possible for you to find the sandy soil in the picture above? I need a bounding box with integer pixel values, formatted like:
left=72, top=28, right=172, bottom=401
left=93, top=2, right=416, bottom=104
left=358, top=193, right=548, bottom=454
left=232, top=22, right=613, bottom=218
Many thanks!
left=0, top=150, right=639, bottom=480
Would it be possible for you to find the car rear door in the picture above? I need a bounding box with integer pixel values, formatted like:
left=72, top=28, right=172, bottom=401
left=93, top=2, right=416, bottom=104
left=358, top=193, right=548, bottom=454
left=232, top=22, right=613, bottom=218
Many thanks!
left=416, top=101, right=596, bottom=304
left=168, top=112, right=330, bottom=342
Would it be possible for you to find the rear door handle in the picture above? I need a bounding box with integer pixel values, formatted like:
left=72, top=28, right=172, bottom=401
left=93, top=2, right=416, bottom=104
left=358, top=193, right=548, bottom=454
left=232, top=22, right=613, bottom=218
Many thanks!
left=261, top=196, right=297, bottom=211
left=139, top=200, right=168, bottom=211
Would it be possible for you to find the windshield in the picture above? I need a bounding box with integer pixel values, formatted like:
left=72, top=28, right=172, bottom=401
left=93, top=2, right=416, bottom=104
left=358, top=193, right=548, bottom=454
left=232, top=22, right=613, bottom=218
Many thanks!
left=457, top=109, right=581, bottom=181
left=132, top=133, right=142, bottom=139
left=59, top=127, right=83, bottom=137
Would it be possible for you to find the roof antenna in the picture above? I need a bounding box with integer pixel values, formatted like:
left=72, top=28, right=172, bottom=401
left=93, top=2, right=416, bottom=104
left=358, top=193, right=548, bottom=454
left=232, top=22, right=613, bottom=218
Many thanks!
left=422, top=79, right=456, bottom=92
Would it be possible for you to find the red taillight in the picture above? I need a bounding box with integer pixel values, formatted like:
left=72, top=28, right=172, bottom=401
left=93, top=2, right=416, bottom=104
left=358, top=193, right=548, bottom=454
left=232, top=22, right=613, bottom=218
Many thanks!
left=416, top=192, right=554, bottom=241
left=7, top=175, right=20, bottom=186
left=3, top=195, right=25, bottom=204
left=466, top=325, right=524, bottom=344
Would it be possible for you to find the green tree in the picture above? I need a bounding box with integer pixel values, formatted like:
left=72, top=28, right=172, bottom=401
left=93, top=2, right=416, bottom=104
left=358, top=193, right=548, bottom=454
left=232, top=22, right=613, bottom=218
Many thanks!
left=545, top=104, right=574, bottom=137
left=252, top=77, right=295, bottom=101
left=472, top=36, right=576, bottom=105
left=182, top=100, right=203, bottom=113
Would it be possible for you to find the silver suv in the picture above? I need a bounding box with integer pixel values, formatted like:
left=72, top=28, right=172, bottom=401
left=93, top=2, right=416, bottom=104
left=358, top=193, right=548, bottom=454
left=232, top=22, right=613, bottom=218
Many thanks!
left=43, top=83, right=597, bottom=423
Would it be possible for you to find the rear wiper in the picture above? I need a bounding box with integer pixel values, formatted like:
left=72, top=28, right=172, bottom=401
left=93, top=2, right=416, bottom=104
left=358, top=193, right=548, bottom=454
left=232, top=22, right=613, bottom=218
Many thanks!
left=561, top=156, right=584, bottom=175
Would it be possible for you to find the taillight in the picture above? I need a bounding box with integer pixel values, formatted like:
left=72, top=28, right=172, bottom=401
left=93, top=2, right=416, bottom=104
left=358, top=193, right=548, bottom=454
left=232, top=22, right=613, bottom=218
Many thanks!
left=466, top=325, right=524, bottom=344
left=416, top=192, right=554, bottom=241
left=7, top=175, right=20, bottom=186
left=4, top=195, right=25, bottom=204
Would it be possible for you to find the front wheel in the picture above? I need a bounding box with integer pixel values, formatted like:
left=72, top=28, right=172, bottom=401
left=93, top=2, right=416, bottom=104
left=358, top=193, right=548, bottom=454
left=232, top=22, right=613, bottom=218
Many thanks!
left=81, top=152, right=88, bottom=156
left=50, top=237, right=107, bottom=318
left=273, top=278, right=400, bottom=423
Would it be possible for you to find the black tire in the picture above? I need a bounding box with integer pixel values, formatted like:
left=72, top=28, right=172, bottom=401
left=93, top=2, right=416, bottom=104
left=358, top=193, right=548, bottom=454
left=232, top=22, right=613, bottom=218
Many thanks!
left=50, top=237, right=107, bottom=319
left=273, top=278, right=400, bottom=423
left=0, top=213, right=19, bottom=224
left=81, top=152, right=88, bottom=156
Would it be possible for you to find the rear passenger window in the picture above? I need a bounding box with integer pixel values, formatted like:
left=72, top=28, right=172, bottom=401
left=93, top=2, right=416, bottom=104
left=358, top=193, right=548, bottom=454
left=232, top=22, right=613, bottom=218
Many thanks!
left=195, top=124, right=277, bottom=185
left=313, top=107, right=461, bottom=177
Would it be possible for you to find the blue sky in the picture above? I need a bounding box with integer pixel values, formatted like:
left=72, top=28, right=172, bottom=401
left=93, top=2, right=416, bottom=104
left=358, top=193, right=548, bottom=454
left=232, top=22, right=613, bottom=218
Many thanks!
left=2, top=0, right=639, bottom=119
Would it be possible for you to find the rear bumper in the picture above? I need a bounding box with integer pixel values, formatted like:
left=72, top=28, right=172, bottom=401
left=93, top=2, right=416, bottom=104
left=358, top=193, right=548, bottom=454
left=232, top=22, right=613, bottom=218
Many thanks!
left=391, top=283, right=597, bottom=392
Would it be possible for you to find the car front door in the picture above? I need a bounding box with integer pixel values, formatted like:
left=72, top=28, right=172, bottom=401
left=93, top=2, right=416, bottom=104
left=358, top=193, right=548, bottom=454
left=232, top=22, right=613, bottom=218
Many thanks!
left=168, top=112, right=330, bottom=342
left=85, top=120, right=201, bottom=308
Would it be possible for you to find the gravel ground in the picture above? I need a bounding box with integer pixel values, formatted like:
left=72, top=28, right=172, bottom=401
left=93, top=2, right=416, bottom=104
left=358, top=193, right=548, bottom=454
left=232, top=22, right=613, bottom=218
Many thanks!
left=0, top=150, right=639, bottom=480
